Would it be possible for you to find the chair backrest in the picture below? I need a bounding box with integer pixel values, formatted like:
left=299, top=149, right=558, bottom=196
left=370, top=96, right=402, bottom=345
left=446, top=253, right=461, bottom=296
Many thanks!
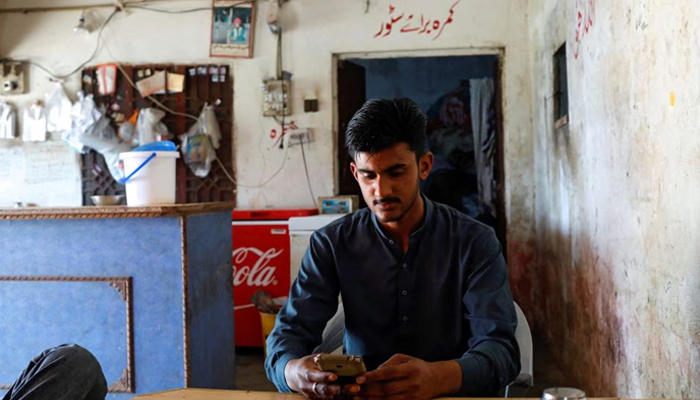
left=314, top=303, right=345, bottom=355
left=513, top=301, right=533, bottom=382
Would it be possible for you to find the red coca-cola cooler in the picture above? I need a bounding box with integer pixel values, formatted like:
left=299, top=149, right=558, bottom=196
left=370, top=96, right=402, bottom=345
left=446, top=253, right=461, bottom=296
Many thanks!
left=232, top=208, right=318, bottom=347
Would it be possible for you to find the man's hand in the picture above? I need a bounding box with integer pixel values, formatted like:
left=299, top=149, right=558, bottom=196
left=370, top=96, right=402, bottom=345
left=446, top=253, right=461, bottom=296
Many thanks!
left=284, top=354, right=362, bottom=399
left=354, top=354, right=462, bottom=400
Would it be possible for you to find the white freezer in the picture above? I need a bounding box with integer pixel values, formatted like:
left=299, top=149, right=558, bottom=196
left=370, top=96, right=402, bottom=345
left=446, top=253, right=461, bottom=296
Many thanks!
left=288, top=214, right=346, bottom=280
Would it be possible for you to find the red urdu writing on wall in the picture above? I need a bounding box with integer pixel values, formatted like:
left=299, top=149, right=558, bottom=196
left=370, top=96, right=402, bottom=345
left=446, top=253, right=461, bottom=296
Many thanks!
left=574, top=0, right=595, bottom=59
left=374, top=1, right=461, bottom=41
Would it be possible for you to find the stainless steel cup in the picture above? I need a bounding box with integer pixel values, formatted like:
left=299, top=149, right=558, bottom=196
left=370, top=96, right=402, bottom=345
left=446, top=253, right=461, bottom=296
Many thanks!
left=542, top=387, right=587, bottom=400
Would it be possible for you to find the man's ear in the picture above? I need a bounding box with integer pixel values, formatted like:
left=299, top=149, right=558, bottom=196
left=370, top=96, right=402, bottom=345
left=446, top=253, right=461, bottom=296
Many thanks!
left=350, top=162, right=359, bottom=182
left=418, top=151, right=434, bottom=180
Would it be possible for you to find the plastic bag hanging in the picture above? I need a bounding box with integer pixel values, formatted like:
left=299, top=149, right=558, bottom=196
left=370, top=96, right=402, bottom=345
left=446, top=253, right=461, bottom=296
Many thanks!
left=63, top=91, right=101, bottom=152
left=22, top=102, right=47, bottom=142
left=77, top=105, right=131, bottom=182
left=118, top=109, right=140, bottom=146
left=179, top=103, right=222, bottom=178
left=0, top=102, right=17, bottom=139
left=200, top=103, right=221, bottom=149
left=136, top=107, right=170, bottom=146
left=45, top=82, right=72, bottom=133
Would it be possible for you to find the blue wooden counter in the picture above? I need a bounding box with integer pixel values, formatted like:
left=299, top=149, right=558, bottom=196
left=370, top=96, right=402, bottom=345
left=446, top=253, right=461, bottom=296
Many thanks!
left=0, top=203, right=236, bottom=399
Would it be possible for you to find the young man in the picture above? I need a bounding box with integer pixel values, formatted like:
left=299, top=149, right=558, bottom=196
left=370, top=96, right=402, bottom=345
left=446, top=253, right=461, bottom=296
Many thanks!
left=3, top=344, right=107, bottom=400
left=265, top=99, right=519, bottom=399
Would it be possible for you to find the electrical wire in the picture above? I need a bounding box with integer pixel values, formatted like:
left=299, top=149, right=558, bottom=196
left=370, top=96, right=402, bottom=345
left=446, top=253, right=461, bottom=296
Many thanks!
left=109, top=56, right=254, bottom=189
left=105, top=33, right=292, bottom=190
left=230, top=23, right=295, bottom=190
left=215, top=157, right=238, bottom=185
left=234, top=143, right=292, bottom=189
left=299, top=140, right=318, bottom=206
left=0, top=0, right=214, bottom=14
left=275, top=22, right=317, bottom=206
left=198, top=3, right=290, bottom=190
left=116, top=65, right=291, bottom=189
left=128, top=0, right=253, bottom=13
left=113, top=62, right=198, bottom=121
left=275, top=25, right=283, bottom=81
left=113, top=61, right=268, bottom=189
left=14, top=0, right=299, bottom=192
left=17, top=0, right=251, bottom=80
left=26, top=8, right=119, bottom=81
left=276, top=27, right=286, bottom=150
left=238, top=26, right=291, bottom=188
left=127, top=6, right=212, bottom=13
left=26, top=62, right=59, bottom=78
left=207, top=26, right=291, bottom=190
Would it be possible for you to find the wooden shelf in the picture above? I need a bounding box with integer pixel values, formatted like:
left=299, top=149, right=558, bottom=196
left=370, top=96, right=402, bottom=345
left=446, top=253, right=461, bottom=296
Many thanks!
left=0, top=202, right=235, bottom=220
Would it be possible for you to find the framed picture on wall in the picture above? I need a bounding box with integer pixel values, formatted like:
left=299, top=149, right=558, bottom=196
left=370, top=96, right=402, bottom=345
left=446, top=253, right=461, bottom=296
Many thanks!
left=210, top=0, right=255, bottom=58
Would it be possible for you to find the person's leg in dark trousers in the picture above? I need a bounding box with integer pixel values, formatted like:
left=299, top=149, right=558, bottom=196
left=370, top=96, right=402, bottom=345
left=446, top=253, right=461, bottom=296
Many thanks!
left=2, top=344, right=107, bottom=400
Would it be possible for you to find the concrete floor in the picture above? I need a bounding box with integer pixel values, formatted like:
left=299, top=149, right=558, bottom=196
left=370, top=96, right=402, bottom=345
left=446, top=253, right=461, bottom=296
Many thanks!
left=235, top=333, right=575, bottom=396
left=235, top=347, right=278, bottom=392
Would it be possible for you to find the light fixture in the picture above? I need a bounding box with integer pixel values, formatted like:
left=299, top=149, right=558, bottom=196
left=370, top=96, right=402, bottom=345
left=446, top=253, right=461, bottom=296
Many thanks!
left=73, top=10, right=91, bottom=34
left=265, top=0, right=281, bottom=34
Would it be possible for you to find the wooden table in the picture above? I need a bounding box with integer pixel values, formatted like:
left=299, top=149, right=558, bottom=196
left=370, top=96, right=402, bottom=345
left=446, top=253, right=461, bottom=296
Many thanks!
left=137, top=390, right=297, bottom=400
left=135, top=388, right=623, bottom=400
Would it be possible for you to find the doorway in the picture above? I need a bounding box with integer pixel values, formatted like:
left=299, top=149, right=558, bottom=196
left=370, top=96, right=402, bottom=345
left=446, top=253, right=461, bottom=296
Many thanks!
left=335, top=53, right=506, bottom=247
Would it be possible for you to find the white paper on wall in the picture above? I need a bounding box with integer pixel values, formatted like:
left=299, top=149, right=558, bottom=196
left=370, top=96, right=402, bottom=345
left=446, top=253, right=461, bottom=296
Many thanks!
left=0, top=146, right=24, bottom=184
left=25, top=141, right=79, bottom=185
left=0, top=140, right=82, bottom=207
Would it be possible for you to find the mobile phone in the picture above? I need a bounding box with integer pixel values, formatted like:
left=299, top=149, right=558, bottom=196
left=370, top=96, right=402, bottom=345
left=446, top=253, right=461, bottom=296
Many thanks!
left=313, top=354, right=366, bottom=385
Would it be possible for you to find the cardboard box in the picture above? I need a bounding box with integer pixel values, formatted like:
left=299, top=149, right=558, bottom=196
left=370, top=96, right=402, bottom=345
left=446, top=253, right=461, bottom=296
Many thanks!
left=318, top=195, right=359, bottom=214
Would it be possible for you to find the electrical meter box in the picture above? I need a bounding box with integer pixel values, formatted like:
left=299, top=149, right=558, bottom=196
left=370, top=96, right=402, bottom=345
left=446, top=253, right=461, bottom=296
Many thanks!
left=261, top=78, right=291, bottom=117
left=0, top=62, right=27, bottom=96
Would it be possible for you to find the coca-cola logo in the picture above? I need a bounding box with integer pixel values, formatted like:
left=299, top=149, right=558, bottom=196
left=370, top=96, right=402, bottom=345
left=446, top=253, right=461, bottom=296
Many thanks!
left=232, top=247, right=283, bottom=287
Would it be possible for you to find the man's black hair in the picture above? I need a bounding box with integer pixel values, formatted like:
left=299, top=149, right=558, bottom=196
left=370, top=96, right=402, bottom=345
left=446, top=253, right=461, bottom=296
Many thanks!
left=344, top=98, right=427, bottom=161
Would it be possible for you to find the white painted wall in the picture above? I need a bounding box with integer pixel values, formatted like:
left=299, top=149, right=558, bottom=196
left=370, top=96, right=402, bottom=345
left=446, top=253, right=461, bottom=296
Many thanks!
left=0, top=0, right=532, bottom=226
left=528, top=0, right=700, bottom=397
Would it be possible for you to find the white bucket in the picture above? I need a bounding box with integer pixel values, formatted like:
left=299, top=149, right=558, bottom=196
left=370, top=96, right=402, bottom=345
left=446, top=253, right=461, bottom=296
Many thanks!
left=119, top=151, right=180, bottom=206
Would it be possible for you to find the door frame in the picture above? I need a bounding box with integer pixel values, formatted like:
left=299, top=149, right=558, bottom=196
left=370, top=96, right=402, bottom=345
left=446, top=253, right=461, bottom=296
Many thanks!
left=332, top=47, right=508, bottom=252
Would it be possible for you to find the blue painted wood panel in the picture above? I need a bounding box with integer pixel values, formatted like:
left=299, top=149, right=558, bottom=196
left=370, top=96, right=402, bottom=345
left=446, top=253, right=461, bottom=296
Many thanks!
left=185, top=213, right=235, bottom=389
left=0, top=212, right=235, bottom=399
left=0, top=217, right=185, bottom=399
left=0, top=278, right=131, bottom=390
